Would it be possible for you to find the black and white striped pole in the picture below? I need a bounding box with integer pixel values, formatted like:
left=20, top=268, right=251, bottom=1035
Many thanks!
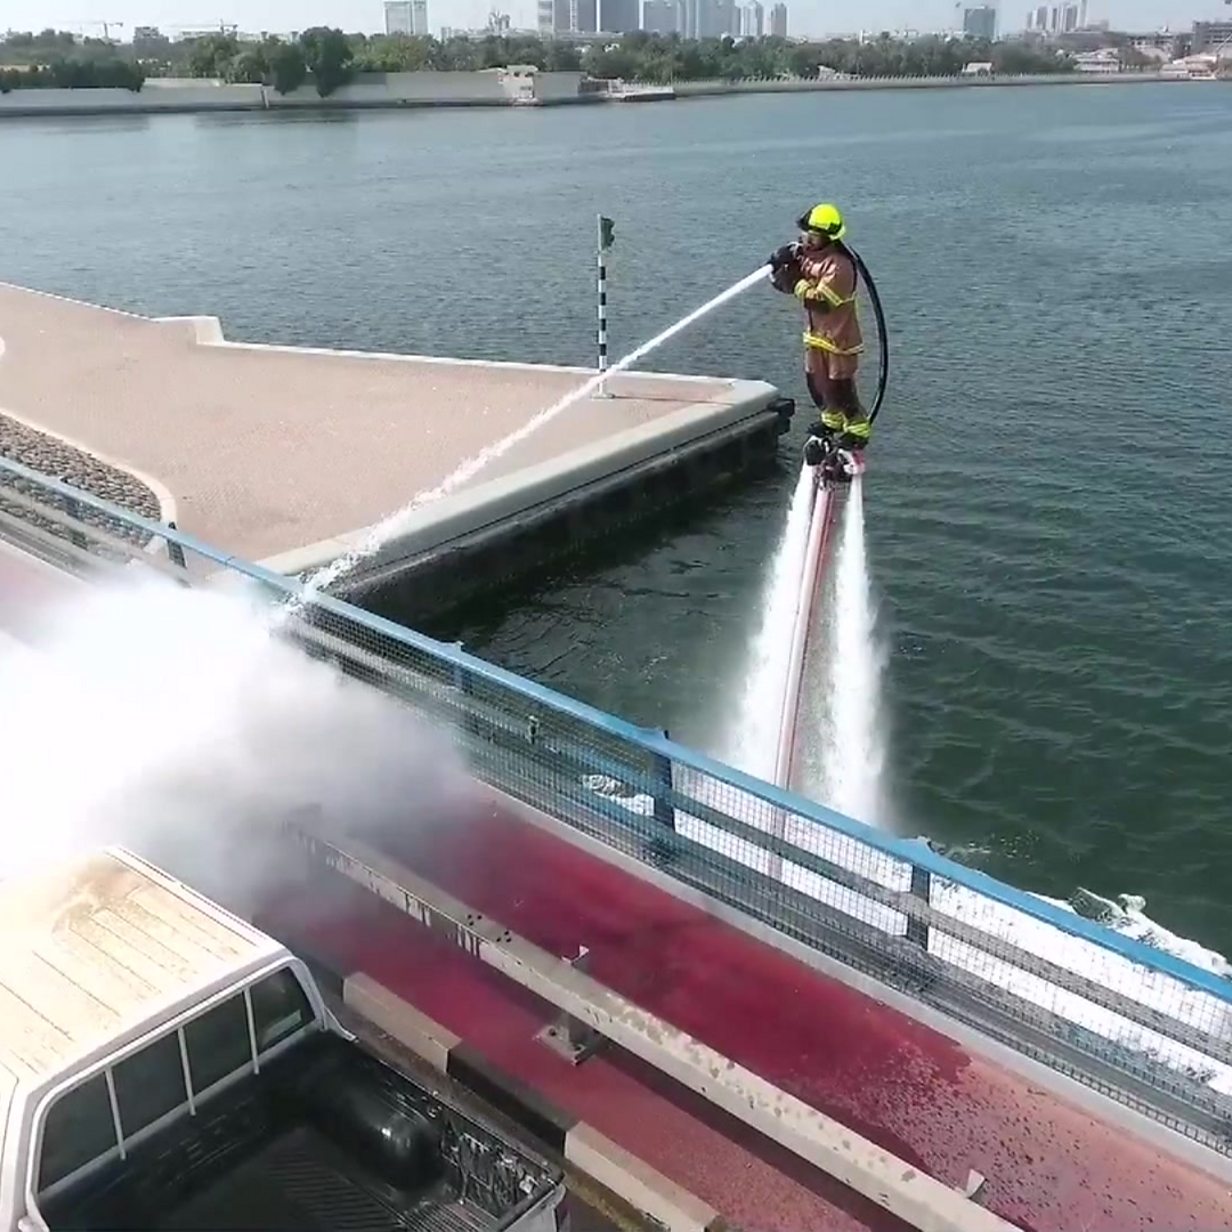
left=597, top=214, right=614, bottom=396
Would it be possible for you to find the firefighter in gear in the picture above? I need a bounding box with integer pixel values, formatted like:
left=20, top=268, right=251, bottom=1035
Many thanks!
left=770, top=203, right=870, bottom=450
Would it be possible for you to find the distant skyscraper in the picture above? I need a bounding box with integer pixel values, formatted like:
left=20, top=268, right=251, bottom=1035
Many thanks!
left=962, top=5, right=997, bottom=39
left=601, top=0, right=640, bottom=31
left=539, top=0, right=591, bottom=33
left=411, top=0, right=429, bottom=34
left=572, top=0, right=598, bottom=31
left=740, top=1, right=764, bottom=36
left=643, top=0, right=684, bottom=31
left=384, top=1, right=414, bottom=34
left=769, top=1, right=787, bottom=37
left=699, top=0, right=734, bottom=35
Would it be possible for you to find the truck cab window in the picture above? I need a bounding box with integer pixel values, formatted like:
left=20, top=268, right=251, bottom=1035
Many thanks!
left=114, top=1032, right=188, bottom=1136
left=38, top=1074, right=117, bottom=1192
left=184, top=994, right=252, bottom=1094
left=250, top=968, right=313, bottom=1053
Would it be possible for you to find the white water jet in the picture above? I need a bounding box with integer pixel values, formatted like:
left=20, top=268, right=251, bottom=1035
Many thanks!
left=296, top=265, right=771, bottom=604
left=719, top=465, right=815, bottom=780
left=820, top=478, right=888, bottom=825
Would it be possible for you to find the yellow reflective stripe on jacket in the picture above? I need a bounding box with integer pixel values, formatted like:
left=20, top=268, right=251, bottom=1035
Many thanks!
left=802, top=331, right=865, bottom=356
left=795, top=279, right=854, bottom=308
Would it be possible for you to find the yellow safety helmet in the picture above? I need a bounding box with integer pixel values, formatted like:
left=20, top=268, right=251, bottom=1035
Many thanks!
left=797, top=202, right=847, bottom=242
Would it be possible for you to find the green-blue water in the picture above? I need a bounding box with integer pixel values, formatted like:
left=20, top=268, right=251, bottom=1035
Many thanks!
left=2, top=84, right=1229, bottom=947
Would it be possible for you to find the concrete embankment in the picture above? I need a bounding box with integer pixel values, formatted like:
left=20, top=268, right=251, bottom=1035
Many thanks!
left=0, top=70, right=595, bottom=117
left=660, top=70, right=1214, bottom=97
left=0, top=69, right=1211, bottom=119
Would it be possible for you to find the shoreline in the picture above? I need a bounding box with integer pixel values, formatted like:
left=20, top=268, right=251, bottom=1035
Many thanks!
left=0, top=70, right=1222, bottom=119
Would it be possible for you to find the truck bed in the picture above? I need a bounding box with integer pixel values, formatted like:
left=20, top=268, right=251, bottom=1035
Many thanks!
left=43, top=1033, right=557, bottom=1232
left=163, top=1123, right=488, bottom=1232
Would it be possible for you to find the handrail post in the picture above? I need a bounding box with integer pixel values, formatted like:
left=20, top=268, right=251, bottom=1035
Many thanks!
left=907, top=859, right=932, bottom=950
left=650, top=728, right=675, bottom=832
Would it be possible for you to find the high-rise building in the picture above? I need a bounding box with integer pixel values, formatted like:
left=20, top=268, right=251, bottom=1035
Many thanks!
left=384, top=1, right=414, bottom=34
left=572, top=0, right=598, bottom=31
left=769, top=1, right=787, bottom=37
left=697, top=0, right=738, bottom=36
left=412, top=0, right=429, bottom=34
left=601, top=0, right=640, bottom=31
left=643, top=0, right=684, bottom=32
left=962, top=5, right=996, bottom=39
left=538, top=0, right=594, bottom=33
left=1044, top=3, right=1079, bottom=33
left=1191, top=20, right=1232, bottom=54
left=740, top=1, right=764, bottom=37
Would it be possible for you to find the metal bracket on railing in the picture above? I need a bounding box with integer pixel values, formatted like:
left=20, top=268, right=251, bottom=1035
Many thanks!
left=165, top=521, right=188, bottom=570
left=535, top=945, right=604, bottom=1065
left=650, top=726, right=675, bottom=833
left=60, top=477, right=88, bottom=550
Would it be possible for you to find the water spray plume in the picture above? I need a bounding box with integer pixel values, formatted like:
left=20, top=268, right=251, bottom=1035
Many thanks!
left=295, top=265, right=771, bottom=604
left=0, top=576, right=470, bottom=907
left=721, top=464, right=814, bottom=779
left=822, top=478, right=888, bottom=824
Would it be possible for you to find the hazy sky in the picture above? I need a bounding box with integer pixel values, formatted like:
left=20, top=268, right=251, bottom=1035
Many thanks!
left=4, top=0, right=1227, bottom=40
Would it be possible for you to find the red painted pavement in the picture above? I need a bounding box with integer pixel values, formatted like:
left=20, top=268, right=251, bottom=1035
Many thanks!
left=4, top=543, right=1231, bottom=1231
left=263, top=873, right=910, bottom=1232
left=348, top=803, right=1232, bottom=1232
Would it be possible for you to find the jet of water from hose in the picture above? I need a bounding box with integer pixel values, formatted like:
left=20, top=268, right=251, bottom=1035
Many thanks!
left=290, top=265, right=771, bottom=608
left=720, top=465, right=815, bottom=780
left=822, top=477, right=888, bottom=825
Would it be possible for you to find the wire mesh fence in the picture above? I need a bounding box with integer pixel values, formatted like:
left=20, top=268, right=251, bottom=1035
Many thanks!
left=3, top=454, right=1231, bottom=1154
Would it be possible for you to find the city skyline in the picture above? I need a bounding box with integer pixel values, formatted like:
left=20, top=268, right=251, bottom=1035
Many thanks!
left=4, top=0, right=1229, bottom=39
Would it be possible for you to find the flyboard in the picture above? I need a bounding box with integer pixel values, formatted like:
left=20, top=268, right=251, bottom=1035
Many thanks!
left=768, top=231, right=889, bottom=795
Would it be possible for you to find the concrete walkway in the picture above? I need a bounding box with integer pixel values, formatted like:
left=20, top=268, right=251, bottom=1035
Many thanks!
left=0, top=283, right=775, bottom=572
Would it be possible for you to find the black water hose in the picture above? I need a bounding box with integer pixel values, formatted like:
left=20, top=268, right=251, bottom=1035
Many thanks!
left=845, top=244, right=890, bottom=424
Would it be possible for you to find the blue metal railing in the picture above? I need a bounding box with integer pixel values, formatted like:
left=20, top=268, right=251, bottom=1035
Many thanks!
left=2, top=453, right=1230, bottom=1153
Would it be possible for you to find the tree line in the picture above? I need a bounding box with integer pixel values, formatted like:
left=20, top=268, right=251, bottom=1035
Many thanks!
left=0, top=26, right=1077, bottom=97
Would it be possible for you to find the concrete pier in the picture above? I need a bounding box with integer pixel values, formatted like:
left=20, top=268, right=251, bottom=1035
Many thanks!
left=0, top=283, right=788, bottom=615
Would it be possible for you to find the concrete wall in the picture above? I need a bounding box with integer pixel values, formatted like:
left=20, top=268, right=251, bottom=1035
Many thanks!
left=0, top=70, right=585, bottom=117
left=0, top=82, right=264, bottom=115
left=272, top=71, right=506, bottom=107
left=533, top=71, right=586, bottom=101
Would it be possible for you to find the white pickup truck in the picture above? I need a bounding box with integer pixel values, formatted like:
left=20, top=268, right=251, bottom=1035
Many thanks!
left=0, top=847, right=567, bottom=1232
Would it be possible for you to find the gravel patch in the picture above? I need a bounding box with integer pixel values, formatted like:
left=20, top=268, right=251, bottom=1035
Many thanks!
left=0, top=411, right=161, bottom=555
